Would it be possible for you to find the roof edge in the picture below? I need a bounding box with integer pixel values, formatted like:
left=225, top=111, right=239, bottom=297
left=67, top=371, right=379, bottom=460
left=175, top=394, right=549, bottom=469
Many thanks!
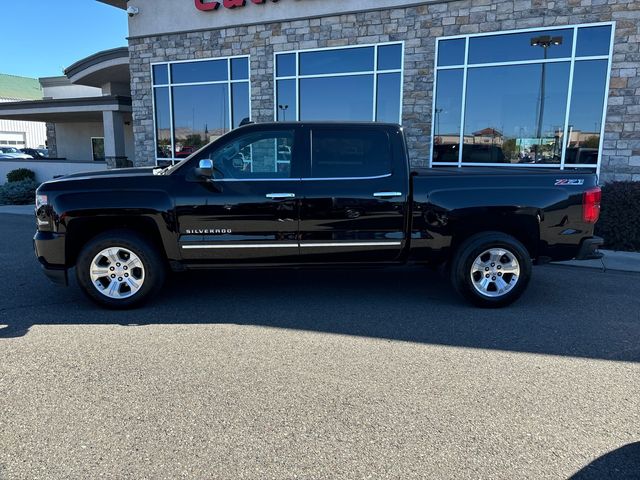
left=96, top=0, right=127, bottom=9
left=39, top=76, right=72, bottom=88
left=64, top=47, right=129, bottom=80
left=0, top=95, right=132, bottom=110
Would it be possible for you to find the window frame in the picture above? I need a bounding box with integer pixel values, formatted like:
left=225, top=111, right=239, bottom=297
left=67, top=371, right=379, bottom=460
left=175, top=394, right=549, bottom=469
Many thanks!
left=151, top=55, right=252, bottom=166
left=430, top=22, right=615, bottom=177
left=273, top=42, right=405, bottom=125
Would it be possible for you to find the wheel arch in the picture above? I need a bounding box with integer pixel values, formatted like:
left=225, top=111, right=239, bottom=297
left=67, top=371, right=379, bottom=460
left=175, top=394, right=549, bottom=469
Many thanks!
left=64, top=215, right=169, bottom=268
left=449, top=209, right=540, bottom=260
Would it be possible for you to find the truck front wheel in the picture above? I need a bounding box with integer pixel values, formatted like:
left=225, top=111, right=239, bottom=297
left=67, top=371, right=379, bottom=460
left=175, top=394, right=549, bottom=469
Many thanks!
left=451, top=232, right=532, bottom=308
left=76, top=230, right=166, bottom=309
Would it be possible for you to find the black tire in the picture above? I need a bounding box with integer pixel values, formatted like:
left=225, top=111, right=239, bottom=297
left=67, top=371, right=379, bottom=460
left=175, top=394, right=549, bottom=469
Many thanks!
left=450, top=232, right=532, bottom=308
left=76, top=229, right=166, bottom=309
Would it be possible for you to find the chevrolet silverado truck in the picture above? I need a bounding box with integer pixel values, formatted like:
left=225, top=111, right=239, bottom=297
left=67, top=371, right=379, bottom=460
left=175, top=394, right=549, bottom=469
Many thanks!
left=33, top=122, right=603, bottom=309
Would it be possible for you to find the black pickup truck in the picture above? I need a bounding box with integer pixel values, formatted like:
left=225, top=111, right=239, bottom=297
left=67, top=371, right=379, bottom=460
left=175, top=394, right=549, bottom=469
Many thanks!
left=34, top=122, right=603, bottom=308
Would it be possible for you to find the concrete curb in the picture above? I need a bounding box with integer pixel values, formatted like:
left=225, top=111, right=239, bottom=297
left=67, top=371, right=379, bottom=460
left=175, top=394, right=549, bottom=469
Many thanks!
left=553, top=250, right=640, bottom=273
left=0, top=204, right=34, bottom=215
left=1, top=204, right=638, bottom=273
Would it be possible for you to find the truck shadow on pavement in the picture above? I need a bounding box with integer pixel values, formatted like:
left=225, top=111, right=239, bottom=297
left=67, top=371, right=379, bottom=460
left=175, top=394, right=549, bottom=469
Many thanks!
left=1, top=254, right=639, bottom=362
left=570, top=442, right=640, bottom=479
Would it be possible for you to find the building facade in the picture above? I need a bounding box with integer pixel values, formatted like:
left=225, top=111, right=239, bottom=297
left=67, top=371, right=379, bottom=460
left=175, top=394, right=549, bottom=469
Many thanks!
left=0, top=48, right=134, bottom=167
left=102, top=0, right=639, bottom=182
left=0, top=74, right=47, bottom=149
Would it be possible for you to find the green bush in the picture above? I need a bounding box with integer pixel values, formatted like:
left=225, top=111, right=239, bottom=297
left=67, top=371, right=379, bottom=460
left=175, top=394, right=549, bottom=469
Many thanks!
left=6, top=168, right=36, bottom=183
left=595, top=181, right=640, bottom=252
left=0, top=180, right=38, bottom=205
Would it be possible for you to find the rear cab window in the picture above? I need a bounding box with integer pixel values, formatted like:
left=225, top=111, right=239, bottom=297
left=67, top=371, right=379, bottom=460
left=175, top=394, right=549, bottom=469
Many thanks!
left=309, top=127, right=392, bottom=178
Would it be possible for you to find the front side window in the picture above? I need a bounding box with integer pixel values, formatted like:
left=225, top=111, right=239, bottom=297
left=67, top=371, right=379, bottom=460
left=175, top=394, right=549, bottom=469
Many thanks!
left=198, top=130, right=295, bottom=179
left=432, top=23, right=614, bottom=172
left=152, top=56, right=250, bottom=165
left=311, top=128, right=391, bottom=178
left=275, top=43, right=403, bottom=124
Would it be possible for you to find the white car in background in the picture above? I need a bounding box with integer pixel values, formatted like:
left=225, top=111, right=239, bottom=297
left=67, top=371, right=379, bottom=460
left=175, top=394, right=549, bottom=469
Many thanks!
left=0, top=146, right=33, bottom=159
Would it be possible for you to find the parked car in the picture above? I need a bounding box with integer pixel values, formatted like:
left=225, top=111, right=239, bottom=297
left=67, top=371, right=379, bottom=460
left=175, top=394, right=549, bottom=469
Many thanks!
left=21, top=148, right=49, bottom=159
left=0, top=146, right=33, bottom=160
left=564, top=147, right=598, bottom=165
left=34, top=122, right=602, bottom=309
left=175, top=146, right=197, bottom=158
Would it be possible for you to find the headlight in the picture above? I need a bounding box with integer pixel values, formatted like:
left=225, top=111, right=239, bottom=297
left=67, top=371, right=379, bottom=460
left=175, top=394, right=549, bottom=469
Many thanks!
left=35, top=194, right=48, bottom=209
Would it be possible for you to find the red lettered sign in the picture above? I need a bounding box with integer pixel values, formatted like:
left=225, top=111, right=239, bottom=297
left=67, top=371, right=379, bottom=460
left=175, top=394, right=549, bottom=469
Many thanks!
left=195, top=0, right=278, bottom=12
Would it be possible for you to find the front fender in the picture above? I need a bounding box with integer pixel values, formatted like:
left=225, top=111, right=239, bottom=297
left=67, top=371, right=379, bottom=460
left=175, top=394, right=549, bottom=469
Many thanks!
left=52, top=190, right=180, bottom=263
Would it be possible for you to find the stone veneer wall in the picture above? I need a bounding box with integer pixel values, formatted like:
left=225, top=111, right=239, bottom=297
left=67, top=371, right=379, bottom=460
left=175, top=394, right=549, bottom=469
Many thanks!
left=45, top=123, right=57, bottom=158
left=129, top=0, right=640, bottom=181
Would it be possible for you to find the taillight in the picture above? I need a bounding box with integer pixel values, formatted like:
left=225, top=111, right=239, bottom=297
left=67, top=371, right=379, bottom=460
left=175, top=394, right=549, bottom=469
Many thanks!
left=583, top=187, right=601, bottom=223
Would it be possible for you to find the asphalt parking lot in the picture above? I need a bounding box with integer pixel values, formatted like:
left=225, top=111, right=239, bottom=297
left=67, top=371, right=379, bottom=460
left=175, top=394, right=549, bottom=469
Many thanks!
left=1, top=213, right=639, bottom=479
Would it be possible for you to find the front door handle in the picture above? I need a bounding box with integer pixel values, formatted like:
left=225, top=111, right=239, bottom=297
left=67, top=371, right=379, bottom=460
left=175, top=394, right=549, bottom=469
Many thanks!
left=266, top=193, right=296, bottom=199
left=373, top=191, right=403, bottom=198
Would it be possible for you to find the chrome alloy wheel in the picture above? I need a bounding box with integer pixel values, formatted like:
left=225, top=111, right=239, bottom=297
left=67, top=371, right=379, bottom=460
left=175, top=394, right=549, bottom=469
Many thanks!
left=470, top=248, right=520, bottom=298
left=89, top=247, right=145, bottom=299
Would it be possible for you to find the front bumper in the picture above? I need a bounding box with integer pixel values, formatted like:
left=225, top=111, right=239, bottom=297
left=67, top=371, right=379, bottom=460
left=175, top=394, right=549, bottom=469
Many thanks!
left=33, top=231, right=68, bottom=286
left=38, top=263, right=68, bottom=286
left=575, top=236, right=604, bottom=260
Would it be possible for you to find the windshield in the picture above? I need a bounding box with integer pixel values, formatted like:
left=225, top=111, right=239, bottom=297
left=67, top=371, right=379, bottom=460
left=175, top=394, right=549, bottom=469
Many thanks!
left=0, top=147, right=19, bottom=153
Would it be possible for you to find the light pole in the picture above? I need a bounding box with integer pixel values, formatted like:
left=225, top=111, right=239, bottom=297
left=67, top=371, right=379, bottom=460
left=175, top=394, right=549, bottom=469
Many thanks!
left=278, top=104, right=289, bottom=121
left=531, top=35, right=562, bottom=161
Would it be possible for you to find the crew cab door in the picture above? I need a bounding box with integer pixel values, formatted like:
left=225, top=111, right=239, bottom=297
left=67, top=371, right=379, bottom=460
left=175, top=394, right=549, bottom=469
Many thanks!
left=176, top=126, right=302, bottom=263
left=298, top=125, right=409, bottom=263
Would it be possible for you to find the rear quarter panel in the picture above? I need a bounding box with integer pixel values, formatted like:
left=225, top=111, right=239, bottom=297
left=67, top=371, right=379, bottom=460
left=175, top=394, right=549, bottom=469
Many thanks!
left=409, top=171, right=598, bottom=262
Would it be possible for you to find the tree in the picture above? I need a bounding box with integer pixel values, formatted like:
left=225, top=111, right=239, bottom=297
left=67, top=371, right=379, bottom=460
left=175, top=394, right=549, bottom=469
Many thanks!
left=502, top=138, right=517, bottom=161
left=583, top=136, right=600, bottom=149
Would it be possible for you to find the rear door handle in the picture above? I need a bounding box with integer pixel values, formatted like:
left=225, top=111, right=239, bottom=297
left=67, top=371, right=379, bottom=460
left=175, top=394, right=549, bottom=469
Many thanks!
left=373, top=191, right=403, bottom=198
left=266, top=193, right=296, bottom=199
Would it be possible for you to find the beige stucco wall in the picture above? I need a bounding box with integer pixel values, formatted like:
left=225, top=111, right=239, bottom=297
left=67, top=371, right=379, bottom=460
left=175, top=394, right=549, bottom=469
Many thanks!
left=54, top=121, right=134, bottom=162
left=41, top=84, right=102, bottom=100
left=0, top=159, right=107, bottom=185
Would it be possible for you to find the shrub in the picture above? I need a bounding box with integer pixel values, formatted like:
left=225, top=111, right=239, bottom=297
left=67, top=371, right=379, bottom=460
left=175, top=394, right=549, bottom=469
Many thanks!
left=595, top=181, right=640, bottom=252
left=6, top=168, right=36, bottom=183
left=0, top=180, right=38, bottom=205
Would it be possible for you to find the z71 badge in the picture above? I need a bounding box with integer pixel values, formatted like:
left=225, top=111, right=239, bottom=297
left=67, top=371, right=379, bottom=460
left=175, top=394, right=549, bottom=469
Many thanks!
left=555, top=179, right=585, bottom=186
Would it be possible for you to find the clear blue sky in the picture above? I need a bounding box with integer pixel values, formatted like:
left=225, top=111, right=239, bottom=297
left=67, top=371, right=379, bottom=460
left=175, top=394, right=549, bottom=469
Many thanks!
left=1, top=1, right=128, bottom=79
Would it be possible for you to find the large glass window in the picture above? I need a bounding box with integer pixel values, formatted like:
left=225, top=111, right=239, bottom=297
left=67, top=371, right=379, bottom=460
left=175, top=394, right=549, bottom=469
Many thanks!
left=432, top=69, right=464, bottom=163
left=432, top=23, right=613, bottom=173
left=275, top=43, right=403, bottom=124
left=152, top=56, right=250, bottom=165
left=463, top=62, right=570, bottom=164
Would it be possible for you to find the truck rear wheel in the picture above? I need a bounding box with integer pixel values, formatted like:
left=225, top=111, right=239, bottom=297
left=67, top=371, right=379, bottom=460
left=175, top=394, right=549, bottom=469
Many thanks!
left=76, top=230, right=166, bottom=309
left=450, top=232, right=532, bottom=308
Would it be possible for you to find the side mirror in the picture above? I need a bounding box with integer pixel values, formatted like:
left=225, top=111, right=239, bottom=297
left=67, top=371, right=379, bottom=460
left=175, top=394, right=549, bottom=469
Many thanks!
left=195, top=159, right=213, bottom=179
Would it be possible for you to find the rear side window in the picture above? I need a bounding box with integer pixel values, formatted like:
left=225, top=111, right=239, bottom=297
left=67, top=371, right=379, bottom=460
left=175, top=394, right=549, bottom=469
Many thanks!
left=310, top=128, right=392, bottom=178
